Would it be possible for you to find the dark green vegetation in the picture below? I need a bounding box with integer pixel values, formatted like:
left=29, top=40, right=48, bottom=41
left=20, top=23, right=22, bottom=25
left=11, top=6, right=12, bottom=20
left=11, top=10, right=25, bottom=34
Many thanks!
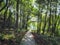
left=0, top=0, right=60, bottom=45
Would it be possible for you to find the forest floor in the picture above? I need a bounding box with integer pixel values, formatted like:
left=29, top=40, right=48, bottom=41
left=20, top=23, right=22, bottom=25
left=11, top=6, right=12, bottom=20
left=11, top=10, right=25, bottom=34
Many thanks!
left=32, top=33, right=60, bottom=45
left=0, top=31, right=60, bottom=45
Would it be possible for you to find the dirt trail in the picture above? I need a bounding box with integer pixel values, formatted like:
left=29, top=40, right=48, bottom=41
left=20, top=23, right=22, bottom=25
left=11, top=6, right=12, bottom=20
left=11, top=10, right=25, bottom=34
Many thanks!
left=20, top=30, right=36, bottom=45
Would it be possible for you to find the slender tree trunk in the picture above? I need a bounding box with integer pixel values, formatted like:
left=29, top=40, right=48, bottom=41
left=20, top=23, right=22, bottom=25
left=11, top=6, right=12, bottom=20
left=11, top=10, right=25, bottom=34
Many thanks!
left=42, top=4, right=48, bottom=34
left=37, top=5, right=41, bottom=34
left=16, top=0, right=19, bottom=29
left=47, top=0, right=51, bottom=35
left=8, top=10, right=12, bottom=29
left=20, top=1, right=22, bottom=30
left=52, top=1, right=57, bottom=36
left=3, top=0, right=8, bottom=29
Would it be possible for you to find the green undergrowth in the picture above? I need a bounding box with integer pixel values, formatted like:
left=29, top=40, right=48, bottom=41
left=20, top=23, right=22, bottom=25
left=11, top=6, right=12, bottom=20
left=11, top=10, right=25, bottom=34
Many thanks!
left=32, top=33, right=60, bottom=45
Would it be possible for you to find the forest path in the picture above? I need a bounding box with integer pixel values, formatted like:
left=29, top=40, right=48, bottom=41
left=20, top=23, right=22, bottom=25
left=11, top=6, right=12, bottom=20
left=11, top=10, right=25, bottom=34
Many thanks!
left=20, top=30, right=36, bottom=45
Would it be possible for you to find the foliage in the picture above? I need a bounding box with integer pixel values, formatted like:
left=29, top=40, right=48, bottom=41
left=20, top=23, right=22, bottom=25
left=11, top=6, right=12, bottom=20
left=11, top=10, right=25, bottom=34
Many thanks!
left=0, top=0, right=60, bottom=45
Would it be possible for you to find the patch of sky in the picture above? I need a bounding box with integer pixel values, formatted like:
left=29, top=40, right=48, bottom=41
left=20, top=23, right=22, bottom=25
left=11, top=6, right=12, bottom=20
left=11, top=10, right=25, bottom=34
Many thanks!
left=4, top=0, right=6, bottom=4
left=29, top=23, right=37, bottom=30
left=8, top=6, right=14, bottom=12
left=32, top=0, right=38, bottom=10
left=30, top=16, right=37, bottom=21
